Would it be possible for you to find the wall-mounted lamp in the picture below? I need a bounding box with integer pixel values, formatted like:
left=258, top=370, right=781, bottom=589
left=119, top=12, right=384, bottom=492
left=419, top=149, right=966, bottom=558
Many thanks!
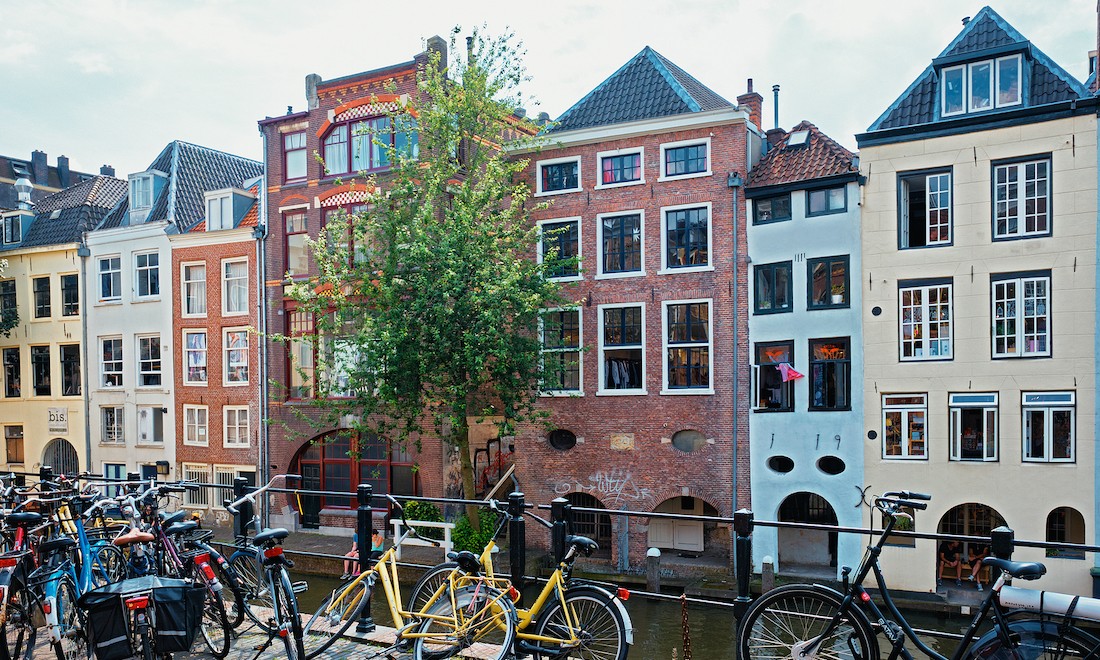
left=727, top=172, right=744, bottom=188
left=155, top=460, right=170, bottom=477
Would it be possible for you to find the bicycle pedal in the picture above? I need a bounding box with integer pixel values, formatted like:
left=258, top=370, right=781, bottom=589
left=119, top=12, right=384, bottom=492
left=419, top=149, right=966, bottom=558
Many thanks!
left=291, top=580, right=308, bottom=593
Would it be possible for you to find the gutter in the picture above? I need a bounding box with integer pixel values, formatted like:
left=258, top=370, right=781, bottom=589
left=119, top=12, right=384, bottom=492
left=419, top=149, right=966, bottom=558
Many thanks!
left=77, top=237, right=91, bottom=470
left=728, top=170, right=744, bottom=514
left=257, top=125, right=270, bottom=525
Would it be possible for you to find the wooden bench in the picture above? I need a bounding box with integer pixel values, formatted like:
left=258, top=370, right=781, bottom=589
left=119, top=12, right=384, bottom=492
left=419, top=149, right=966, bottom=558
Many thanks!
left=941, top=560, right=991, bottom=584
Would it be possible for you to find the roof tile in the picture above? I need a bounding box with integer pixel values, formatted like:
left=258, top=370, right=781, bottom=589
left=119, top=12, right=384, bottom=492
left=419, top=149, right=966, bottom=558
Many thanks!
left=746, top=121, right=856, bottom=190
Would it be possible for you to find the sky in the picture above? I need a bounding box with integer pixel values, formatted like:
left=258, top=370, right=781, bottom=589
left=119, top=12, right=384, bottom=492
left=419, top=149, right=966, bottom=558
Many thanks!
left=1, top=0, right=1095, bottom=179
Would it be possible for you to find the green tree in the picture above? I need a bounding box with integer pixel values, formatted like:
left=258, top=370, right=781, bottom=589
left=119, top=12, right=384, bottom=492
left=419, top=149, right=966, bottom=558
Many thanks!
left=286, top=27, right=572, bottom=528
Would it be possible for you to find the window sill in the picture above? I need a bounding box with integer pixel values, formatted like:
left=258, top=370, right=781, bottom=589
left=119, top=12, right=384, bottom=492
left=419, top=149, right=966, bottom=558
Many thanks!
left=181, top=313, right=208, bottom=320
left=754, top=307, right=794, bottom=315
left=806, top=209, right=847, bottom=218
left=184, top=382, right=208, bottom=387
left=596, top=389, right=648, bottom=396
left=881, top=455, right=928, bottom=461
left=223, top=444, right=250, bottom=450
left=223, top=381, right=250, bottom=388
left=753, top=408, right=793, bottom=414
left=595, top=270, right=646, bottom=280
left=808, top=304, right=850, bottom=311
left=658, top=266, right=714, bottom=276
left=95, top=300, right=123, bottom=307
left=899, top=243, right=952, bottom=250
left=594, top=180, right=645, bottom=191
left=992, top=353, right=1051, bottom=360
left=135, top=443, right=165, bottom=448
left=657, top=171, right=711, bottom=183
left=752, top=217, right=793, bottom=226
left=30, top=317, right=53, bottom=323
left=221, top=311, right=249, bottom=318
left=132, top=297, right=162, bottom=304
left=899, top=356, right=952, bottom=363
left=1022, top=459, right=1075, bottom=464
left=808, top=407, right=852, bottom=412
left=992, top=232, right=1052, bottom=242
left=98, top=443, right=126, bottom=448
left=661, top=388, right=714, bottom=396
left=540, top=390, right=584, bottom=398
left=547, top=275, right=583, bottom=283
left=61, top=314, right=79, bottom=319
left=534, top=188, right=583, bottom=198
left=183, top=442, right=210, bottom=448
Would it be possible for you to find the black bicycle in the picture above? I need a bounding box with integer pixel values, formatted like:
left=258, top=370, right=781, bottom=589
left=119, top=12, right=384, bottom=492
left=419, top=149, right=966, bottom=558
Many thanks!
left=738, top=489, right=1100, bottom=659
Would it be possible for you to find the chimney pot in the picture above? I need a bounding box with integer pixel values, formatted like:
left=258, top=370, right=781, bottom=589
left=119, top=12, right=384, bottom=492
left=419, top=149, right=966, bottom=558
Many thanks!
left=100, top=165, right=115, bottom=177
left=962, top=16, right=971, bottom=25
left=765, top=128, right=787, bottom=147
left=57, top=155, right=70, bottom=188
left=747, top=78, right=753, bottom=93
left=31, top=150, right=47, bottom=186
left=305, top=73, right=322, bottom=111
left=737, top=84, right=764, bottom=130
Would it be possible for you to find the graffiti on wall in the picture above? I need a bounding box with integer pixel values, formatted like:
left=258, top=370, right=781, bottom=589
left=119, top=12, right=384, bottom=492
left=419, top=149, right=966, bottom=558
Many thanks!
left=554, top=468, right=651, bottom=504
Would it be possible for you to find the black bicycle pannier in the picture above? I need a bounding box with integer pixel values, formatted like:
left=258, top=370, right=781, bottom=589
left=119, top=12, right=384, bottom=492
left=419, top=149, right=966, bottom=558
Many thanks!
left=78, top=575, right=204, bottom=659
left=78, top=588, right=132, bottom=660
left=151, top=583, right=206, bottom=652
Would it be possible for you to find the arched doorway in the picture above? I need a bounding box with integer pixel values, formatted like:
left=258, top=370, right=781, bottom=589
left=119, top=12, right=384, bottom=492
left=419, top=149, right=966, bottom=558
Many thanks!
left=778, top=492, right=838, bottom=570
left=564, top=492, right=612, bottom=553
left=292, top=431, right=419, bottom=529
left=1045, top=507, right=1085, bottom=560
left=42, top=438, right=79, bottom=476
left=938, top=502, right=1006, bottom=565
left=647, top=496, right=721, bottom=557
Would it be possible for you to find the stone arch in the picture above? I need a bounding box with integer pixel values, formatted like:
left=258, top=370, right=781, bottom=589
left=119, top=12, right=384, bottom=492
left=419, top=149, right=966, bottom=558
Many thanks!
left=777, top=492, right=839, bottom=571
left=646, top=493, right=724, bottom=557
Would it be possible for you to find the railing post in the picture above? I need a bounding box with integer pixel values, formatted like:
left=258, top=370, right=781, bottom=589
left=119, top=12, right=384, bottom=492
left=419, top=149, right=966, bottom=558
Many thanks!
left=733, top=508, right=754, bottom=620
left=233, top=477, right=252, bottom=542
left=39, top=465, right=53, bottom=490
left=356, top=484, right=375, bottom=633
left=508, top=492, right=526, bottom=595
left=990, top=525, right=1014, bottom=584
left=550, top=497, right=568, bottom=563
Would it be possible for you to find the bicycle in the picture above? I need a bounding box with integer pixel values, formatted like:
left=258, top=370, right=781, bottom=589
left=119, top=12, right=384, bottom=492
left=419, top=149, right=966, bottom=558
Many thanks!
left=737, top=489, right=1100, bottom=660
left=300, top=494, right=519, bottom=660
left=406, top=498, right=632, bottom=660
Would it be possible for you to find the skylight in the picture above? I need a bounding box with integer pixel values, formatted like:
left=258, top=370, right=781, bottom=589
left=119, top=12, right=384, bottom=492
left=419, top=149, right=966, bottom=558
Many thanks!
left=787, top=130, right=809, bottom=147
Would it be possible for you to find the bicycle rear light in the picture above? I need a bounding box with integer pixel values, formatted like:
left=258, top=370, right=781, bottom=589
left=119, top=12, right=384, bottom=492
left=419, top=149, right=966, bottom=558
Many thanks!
left=192, top=552, right=211, bottom=565
left=0, top=558, right=18, bottom=569
left=507, top=585, right=520, bottom=602
left=617, top=587, right=631, bottom=601
left=264, top=546, right=284, bottom=559
left=125, top=596, right=150, bottom=610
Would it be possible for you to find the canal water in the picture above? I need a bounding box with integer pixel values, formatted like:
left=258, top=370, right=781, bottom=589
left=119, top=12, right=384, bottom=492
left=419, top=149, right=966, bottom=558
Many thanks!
left=292, top=571, right=974, bottom=657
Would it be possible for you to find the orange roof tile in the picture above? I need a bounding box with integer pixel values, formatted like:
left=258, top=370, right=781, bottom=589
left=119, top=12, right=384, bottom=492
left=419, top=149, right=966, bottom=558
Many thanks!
left=746, top=121, right=856, bottom=190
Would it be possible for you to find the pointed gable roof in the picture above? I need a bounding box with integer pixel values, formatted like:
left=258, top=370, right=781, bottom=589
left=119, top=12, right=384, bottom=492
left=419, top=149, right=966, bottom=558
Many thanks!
left=6, top=176, right=127, bottom=250
left=746, top=122, right=857, bottom=192
left=866, top=6, right=1091, bottom=133
left=551, top=46, right=733, bottom=133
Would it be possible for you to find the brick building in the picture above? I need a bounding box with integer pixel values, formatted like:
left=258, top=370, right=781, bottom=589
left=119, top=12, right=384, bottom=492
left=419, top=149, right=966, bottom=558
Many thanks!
left=258, top=38, right=449, bottom=533
left=512, top=48, right=764, bottom=569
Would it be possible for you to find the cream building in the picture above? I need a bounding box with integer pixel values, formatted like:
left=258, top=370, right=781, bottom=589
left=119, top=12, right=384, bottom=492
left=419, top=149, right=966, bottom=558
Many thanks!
left=858, top=7, right=1098, bottom=596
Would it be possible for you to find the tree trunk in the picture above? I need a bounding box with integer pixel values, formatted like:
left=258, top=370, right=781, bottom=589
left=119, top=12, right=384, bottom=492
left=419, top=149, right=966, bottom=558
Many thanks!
left=454, top=418, right=481, bottom=530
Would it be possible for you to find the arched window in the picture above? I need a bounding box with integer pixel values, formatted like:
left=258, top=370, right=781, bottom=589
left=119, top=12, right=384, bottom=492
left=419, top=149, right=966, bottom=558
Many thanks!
left=1046, top=507, right=1085, bottom=559
left=320, top=116, right=418, bottom=176
left=293, top=431, right=419, bottom=510
left=43, top=438, right=79, bottom=476
left=564, top=492, right=612, bottom=546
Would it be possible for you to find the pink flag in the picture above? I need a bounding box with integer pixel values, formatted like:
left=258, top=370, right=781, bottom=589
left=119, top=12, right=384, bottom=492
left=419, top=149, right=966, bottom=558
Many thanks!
left=778, top=362, right=804, bottom=382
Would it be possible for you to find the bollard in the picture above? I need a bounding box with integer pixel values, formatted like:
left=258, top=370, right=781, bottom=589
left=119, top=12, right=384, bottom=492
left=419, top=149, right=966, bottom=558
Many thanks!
left=356, top=484, right=375, bottom=633
left=733, top=509, right=754, bottom=620
left=550, top=498, right=568, bottom=563
left=646, top=548, right=661, bottom=593
left=990, top=526, right=1014, bottom=585
left=39, top=465, right=53, bottom=487
left=232, top=477, right=253, bottom=541
left=508, top=492, right=526, bottom=596
left=761, top=556, right=775, bottom=594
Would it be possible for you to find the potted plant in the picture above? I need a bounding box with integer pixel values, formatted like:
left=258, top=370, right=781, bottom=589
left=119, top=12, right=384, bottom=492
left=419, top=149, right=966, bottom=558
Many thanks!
left=830, top=284, right=845, bottom=305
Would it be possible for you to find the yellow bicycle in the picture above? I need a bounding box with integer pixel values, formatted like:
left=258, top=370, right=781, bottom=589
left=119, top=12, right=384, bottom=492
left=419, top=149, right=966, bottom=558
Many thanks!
left=300, top=494, right=518, bottom=660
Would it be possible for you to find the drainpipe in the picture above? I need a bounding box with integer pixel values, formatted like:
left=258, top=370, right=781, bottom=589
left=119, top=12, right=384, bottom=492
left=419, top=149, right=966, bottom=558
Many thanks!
left=727, top=172, right=744, bottom=513
left=77, top=238, right=92, bottom=471
left=257, top=127, right=270, bottom=525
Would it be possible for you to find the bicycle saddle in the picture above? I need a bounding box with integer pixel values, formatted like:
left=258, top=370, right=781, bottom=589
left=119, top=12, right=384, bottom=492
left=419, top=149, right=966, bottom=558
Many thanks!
left=159, top=510, right=187, bottom=526
left=38, top=536, right=77, bottom=556
left=4, top=512, right=43, bottom=527
left=253, top=527, right=290, bottom=546
left=566, top=535, right=598, bottom=556
left=983, top=557, right=1046, bottom=580
left=165, top=521, right=198, bottom=537
left=112, top=529, right=156, bottom=547
left=453, top=550, right=482, bottom=575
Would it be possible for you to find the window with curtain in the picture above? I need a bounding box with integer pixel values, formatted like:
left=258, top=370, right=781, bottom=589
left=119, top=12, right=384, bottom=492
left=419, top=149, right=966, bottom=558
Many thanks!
left=223, top=260, right=248, bottom=315
left=183, top=264, right=206, bottom=315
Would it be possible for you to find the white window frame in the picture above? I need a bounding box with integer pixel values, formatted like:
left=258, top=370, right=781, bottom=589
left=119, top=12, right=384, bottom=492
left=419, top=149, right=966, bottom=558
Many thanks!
left=183, top=330, right=207, bottom=386
left=991, top=274, right=1051, bottom=358
left=899, top=171, right=952, bottom=248
left=595, top=209, right=646, bottom=280
left=99, top=255, right=122, bottom=302
left=181, top=262, right=207, bottom=317
left=941, top=64, right=967, bottom=117
left=223, top=328, right=249, bottom=386
left=101, top=406, right=125, bottom=445
left=942, top=54, right=1022, bottom=116
left=949, top=393, right=998, bottom=462
left=536, top=217, right=582, bottom=282
left=534, top=156, right=582, bottom=197
left=882, top=394, right=928, bottom=460
left=539, top=307, right=583, bottom=397
left=183, top=405, right=209, bottom=447
left=223, top=406, right=250, bottom=448
left=205, top=191, right=234, bottom=231
left=967, top=60, right=994, bottom=113
left=993, top=158, right=1051, bottom=239
left=133, top=251, right=160, bottom=299
left=995, top=55, right=1023, bottom=108
left=136, top=405, right=164, bottom=445
left=1022, top=392, right=1075, bottom=463
left=898, top=281, right=953, bottom=361
left=221, top=258, right=249, bottom=316
left=129, top=174, right=152, bottom=210
left=182, top=463, right=211, bottom=507
left=658, top=137, right=711, bottom=181
left=100, top=336, right=123, bottom=388
left=661, top=298, right=714, bottom=395
left=659, top=202, right=713, bottom=274
left=594, top=147, right=645, bottom=190
left=596, top=302, right=647, bottom=396
left=137, top=335, right=162, bottom=388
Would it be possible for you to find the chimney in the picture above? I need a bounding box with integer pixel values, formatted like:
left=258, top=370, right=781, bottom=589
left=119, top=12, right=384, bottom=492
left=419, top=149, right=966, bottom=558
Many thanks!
left=31, top=150, right=47, bottom=186
left=100, top=164, right=116, bottom=177
left=772, top=85, right=781, bottom=130
left=305, top=73, right=322, bottom=111
left=57, top=155, right=70, bottom=188
left=537, top=112, right=550, bottom=126
left=736, top=78, right=764, bottom=130
left=962, top=16, right=971, bottom=26
left=766, top=128, right=787, bottom=147
left=514, top=107, right=527, bottom=119
left=418, top=35, right=448, bottom=74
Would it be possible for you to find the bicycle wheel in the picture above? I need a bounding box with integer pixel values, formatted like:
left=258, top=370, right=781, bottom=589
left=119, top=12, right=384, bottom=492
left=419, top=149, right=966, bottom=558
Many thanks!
left=412, top=583, right=517, bottom=660
left=530, top=586, right=628, bottom=660
left=229, top=550, right=273, bottom=632
left=53, top=576, right=87, bottom=660
left=0, top=579, right=34, bottom=660
left=302, top=577, right=370, bottom=659
left=90, top=544, right=126, bottom=588
left=738, top=584, right=879, bottom=660
left=407, top=562, right=459, bottom=615
left=207, top=552, right=246, bottom=629
left=970, top=618, right=1095, bottom=659
left=275, top=567, right=306, bottom=660
left=137, top=622, right=154, bottom=660
left=199, top=580, right=232, bottom=659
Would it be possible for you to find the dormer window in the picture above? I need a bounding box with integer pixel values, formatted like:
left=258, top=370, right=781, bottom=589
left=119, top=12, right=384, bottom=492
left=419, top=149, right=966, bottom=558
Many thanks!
left=130, top=175, right=152, bottom=210
left=942, top=54, right=1022, bottom=117
left=2, top=215, right=20, bottom=244
left=206, top=193, right=233, bottom=231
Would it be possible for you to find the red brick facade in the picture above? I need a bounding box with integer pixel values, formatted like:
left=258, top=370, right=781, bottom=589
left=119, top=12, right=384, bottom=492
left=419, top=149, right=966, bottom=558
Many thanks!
left=515, top=117, right=753, bottom=568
